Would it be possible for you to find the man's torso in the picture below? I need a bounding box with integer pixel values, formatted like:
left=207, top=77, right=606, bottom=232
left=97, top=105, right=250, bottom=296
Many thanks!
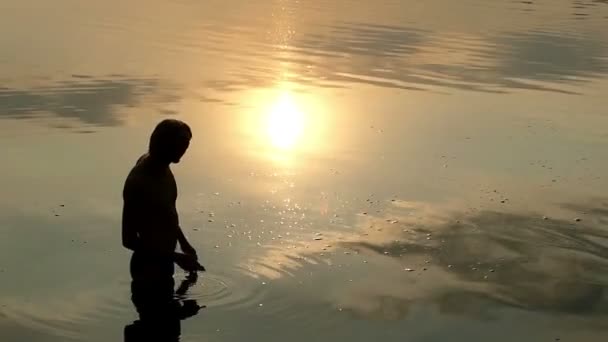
left=123, top=154, right=179, bottom=254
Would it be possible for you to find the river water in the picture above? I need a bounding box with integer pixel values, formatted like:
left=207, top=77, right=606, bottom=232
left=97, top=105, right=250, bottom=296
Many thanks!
left=1, top=0, right=608, bottom=341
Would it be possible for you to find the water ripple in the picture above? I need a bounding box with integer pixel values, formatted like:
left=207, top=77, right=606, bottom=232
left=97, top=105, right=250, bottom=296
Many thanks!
left=198, top=20, right=608, bottom=94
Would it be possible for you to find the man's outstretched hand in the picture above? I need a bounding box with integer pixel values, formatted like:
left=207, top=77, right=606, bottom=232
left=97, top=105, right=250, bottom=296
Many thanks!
left=174, top=253, right=206, bottom=272
left=181, top=242, right=198, bottom=258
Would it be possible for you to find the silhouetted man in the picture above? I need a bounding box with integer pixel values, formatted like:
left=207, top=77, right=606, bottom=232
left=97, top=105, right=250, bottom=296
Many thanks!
left=122, top=118, right=204, bottom=278
left=122, top=119, right=204, bottom=341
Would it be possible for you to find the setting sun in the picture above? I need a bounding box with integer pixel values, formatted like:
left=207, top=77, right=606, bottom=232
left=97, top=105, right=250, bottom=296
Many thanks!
left=266, top=91, right=305, bottom=150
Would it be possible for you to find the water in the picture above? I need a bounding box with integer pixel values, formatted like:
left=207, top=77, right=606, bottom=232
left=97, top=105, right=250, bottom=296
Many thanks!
left=1, top=0, right=608, bottom=341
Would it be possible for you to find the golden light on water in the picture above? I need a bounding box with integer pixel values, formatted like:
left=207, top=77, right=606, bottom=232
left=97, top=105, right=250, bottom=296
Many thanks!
left=266, top=91, right=305, bottom=150
left=237, top=83, right=331, bottom=166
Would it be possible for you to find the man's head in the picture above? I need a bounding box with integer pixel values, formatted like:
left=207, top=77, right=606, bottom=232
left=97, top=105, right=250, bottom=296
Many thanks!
left=149, top=119, right=192, bottom=164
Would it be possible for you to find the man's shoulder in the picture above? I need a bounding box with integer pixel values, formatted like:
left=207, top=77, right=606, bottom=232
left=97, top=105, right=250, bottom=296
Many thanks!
left=123, top=155, right=149, bottom=196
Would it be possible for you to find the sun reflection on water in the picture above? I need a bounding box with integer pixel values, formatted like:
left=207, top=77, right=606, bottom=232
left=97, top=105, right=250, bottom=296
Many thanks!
left=236, top=82, right=330, bottom=167
left=266, top=91, right=305, bottom=150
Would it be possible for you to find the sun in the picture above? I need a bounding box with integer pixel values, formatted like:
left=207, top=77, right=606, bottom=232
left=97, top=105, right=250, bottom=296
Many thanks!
left=266, top=91, right=305, bottom=150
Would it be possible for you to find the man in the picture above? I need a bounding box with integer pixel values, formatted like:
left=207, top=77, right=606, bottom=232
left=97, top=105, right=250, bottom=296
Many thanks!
left=122, top=119, right=205, bottom=280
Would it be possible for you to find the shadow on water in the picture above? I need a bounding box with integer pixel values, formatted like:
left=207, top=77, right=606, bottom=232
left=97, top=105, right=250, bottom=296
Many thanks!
left=337, top=200, right=608, bottom=320
left=0, top=77, right=158, bottom=126
left=125, top=272, right=204, bottom=342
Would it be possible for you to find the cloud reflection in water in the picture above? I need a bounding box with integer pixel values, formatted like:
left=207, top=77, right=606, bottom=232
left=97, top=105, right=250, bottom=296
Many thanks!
left=243, top=198, right=608, bottom=322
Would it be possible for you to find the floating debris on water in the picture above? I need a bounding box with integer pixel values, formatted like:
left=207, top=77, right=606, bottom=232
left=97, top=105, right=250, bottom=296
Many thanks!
left=543, top=216, right=549, bottom=220
left=404, top=268, right=415, bottom=272
left=574, top=218, right=581, bottom=222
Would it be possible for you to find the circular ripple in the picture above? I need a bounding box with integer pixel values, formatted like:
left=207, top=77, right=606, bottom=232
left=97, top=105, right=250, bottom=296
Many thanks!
left=180, top=270, right=270, bottom=311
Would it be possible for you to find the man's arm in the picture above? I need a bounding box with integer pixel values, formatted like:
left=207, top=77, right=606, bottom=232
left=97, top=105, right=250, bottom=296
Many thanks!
left=173, top=207, right=204, bottom=271
left=173, top=205, right=197, bottom=257
left=177, top=226, right=195, bottom=254
left=122, top=200, right=140, bottom=252
left=122, top=176, right=142, bottom=252
left=171, top=200, right=196, bottom=257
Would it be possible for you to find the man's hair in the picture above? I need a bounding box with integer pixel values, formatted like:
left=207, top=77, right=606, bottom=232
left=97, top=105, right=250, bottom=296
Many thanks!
left=149, top=119, right=192, bottom=157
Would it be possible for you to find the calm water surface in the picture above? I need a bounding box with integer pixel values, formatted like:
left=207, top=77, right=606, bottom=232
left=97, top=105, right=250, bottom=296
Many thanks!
left=1, top=0, right=608, bottom=341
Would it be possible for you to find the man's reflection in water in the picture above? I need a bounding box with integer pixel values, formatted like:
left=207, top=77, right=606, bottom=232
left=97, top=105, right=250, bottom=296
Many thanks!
left=124, top=269, right=204, bottom=342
